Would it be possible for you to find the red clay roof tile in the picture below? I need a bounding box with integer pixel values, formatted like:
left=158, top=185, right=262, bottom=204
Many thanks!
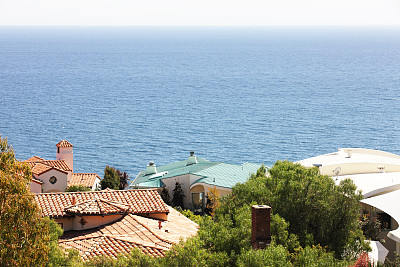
left=34, top=189, right=169, bottom=218
left=56, top=140, right=73, bottom=148
left=68, top=173, right=100, bottom=188
left=64, top=198, right=130, bottom=216
left=24, top=156, right=45, bottom=162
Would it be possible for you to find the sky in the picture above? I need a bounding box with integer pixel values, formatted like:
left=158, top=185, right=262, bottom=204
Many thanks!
left=0, top=0, right=399, bottom=26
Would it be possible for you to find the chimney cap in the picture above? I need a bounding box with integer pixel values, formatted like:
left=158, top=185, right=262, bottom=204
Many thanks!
left=148, top=161, right=155, bottom=166
left=190, top=151, right=195, bottom=156
left=252, top=205, right=271, bottom=209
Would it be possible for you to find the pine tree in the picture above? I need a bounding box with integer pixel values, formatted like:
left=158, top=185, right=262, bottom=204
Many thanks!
left=172, top=182, right=185, bottom=209
left=160, top=186, right=171, bottom=205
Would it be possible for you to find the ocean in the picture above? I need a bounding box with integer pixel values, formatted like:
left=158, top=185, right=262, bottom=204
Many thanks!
left=1, top=26, right=400, bottom=179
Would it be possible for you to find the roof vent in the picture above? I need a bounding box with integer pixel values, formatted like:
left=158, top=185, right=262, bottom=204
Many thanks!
left=347, top=149, right=353, bottom=158
left=377, top=165, right=385, bottom=173
left=145, top=161, right=157, bottom=175
left=186, top=151, right=198, bottom=166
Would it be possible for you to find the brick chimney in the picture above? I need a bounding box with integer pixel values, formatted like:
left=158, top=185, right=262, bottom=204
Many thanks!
left=251, top=205, right=271, bottom=249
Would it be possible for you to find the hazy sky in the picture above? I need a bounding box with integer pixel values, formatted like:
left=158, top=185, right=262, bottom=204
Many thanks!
left=0, top=0, right=399, bottom=26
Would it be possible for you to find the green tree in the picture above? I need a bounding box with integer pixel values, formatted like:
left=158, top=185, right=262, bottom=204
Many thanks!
left=101, top=166, right=120, bottom=190
left=66, top=185, right=91, bottom=192
left=0, top=136, right=51, bottom=266
left=172, top=182, right=185, bottom=209
left=116, top=169, right=129, bottom=190
left=160, top=186, right=171, bottom=205
left=218, top=161, right=367, bottom=259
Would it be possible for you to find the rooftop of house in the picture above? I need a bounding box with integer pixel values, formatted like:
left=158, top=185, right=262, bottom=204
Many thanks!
left=64, top=198, right=131, bottom=216
left=59, top=207, right=198, bottom=260
left=335, top=172, right=400, bottom=199
left=25, top=158, right=72, bottom=173
left=68, top=173, right=101, bottom=188
left=56, top=140, right=73, bottom=148
left=34, top=189, right=169, bottom=218
left=298, top=148, right=400, bottom=168
left=131, top=154, right=261, bottom=189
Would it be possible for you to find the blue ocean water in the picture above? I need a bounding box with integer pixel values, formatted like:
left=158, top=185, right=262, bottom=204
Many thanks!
left=1, top=26, right=400, bottom=179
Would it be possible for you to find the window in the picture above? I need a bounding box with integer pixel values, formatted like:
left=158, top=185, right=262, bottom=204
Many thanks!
left=49, top=176, right=57, bottom=184
left=191, top=192, right=204, bottom=213
left=57, top=147, right=60, bottom=153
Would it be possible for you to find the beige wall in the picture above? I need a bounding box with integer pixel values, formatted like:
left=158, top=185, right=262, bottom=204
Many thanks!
left=55, top=214, right=123, bottom=231
left=161, top=175, right=233, bottom=210
left=30, top=181, right=42, bottom=193
left=36, top=169, right=68, bottom=193
left=161, top=174, right=194, bottom=209
left=57, top=146, right=73, bottom=174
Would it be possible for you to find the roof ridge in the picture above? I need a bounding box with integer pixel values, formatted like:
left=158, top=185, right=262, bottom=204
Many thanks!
left=35, top=188, right=158, bottom=195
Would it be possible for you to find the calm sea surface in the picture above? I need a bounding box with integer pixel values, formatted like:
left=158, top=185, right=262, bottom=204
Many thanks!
left=1, top=26, right=400, bottom=179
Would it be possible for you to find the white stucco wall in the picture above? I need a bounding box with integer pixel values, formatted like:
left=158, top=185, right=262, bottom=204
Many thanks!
left=161, top=174, right=194, bottom=209
left=36, top=169, right=68, bottom=193
left=91, top=177, right=101, bottom=191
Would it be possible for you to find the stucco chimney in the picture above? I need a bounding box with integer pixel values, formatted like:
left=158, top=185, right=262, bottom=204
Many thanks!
left=251, top=205, right=271, bottom=249
left=186, top=151, right=198, bottom=166
left=145, top=161, right=157, bottom=175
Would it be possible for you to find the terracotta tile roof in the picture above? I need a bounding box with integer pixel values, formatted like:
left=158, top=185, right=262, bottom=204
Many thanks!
left=65, top=198, right=130, bottom=216
left=68, top=173, right=100, bottom=188
left=34, top=189, right=169, bottom=218
left=40, top=160, right=71, bottom=172
left=24, top=156, right=45, bottom=162
left=56, top=140, right=73, bottom=148
left=60, top=235, right=166, bottom=261
left=26, top=159, right=71, bottom=174
left=31, top=163, right=53, bottom=176
left=59, top=208, right=198, bottom=260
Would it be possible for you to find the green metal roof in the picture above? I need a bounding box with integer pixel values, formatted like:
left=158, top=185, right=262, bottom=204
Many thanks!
left=130, top=156, right=262, bottom=189
left=193, top=162, right=262, bottom=188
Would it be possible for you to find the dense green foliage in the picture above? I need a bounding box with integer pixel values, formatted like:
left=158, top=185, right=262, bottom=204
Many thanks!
left=101, top=166, right=120, bottom=190
left=101, top=166, right=130, bottom=190
left=220, top=161, right=367, bottom=259
left=66, top=185, right=92, bottom=192
left=0, top=136, right=51, bottom=266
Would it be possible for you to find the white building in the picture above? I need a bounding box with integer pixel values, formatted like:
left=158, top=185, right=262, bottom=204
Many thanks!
left=25, top=140, right=101, bottom=193
left=298, top=148, right=400, bottom=263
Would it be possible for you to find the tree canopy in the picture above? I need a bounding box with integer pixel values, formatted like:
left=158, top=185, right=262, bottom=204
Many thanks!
left=0, top=136, right=51, bottom=266
left=216, top=161, right=367, bottom=259
left=100, top=165, right=120, bottom=190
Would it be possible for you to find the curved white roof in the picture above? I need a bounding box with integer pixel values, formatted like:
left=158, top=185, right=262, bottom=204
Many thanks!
left=361, top=189, right=400, bottom=243
left=298, top=148, right=400, bottom=176
left=336, top=172, right=400, bottom=198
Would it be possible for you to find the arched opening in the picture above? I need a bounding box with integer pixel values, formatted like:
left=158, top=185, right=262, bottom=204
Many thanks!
left=190, top=185, right=205, bottom=213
